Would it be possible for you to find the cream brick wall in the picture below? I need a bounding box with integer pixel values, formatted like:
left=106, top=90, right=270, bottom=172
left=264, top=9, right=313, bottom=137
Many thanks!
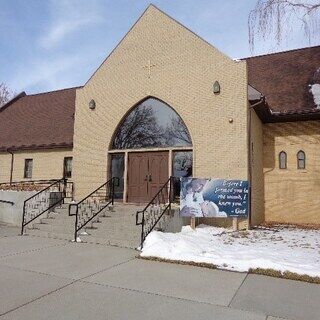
left=0, top=153, right=11, bottom=183
left=72, top=6, right=248, bottom=200
left=0, top=148, right=73, bottom=183
left=250, top=110, right=265, bottom=225
left=263, top=120, right=320, bottom=226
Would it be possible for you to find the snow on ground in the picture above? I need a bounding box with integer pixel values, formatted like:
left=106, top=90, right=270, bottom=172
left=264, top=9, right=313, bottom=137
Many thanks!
left=141, top=225, right=320, bottom=277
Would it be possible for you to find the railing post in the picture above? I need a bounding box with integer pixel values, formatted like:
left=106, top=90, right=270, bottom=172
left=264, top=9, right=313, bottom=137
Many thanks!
left=63, top=178, right=67, bottom=198
left=141, top=211, right=145, bottom=249
left=71, top=182, right=75, bottom=201
left=111, top=178, right=115, bottom=206
left=74, top=205, right=78, bottom=242
left=21, top=201, right=26, bottom=235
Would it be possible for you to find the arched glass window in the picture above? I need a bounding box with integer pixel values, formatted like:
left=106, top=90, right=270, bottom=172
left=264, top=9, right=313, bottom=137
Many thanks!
left=111, top=98, right=192, bottom=149
left=297, top=150, right=306, bottom=169
left=279, top=151, right=287, bottom=169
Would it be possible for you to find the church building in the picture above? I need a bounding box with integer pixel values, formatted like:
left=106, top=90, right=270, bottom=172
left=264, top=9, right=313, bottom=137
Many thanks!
left=1, top=5, right=320, bottom=228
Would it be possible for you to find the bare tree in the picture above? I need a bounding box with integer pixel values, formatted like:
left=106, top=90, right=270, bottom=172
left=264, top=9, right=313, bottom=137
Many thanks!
left=249, top=0, right=320, bottom=52
left=112, top=105, right=164, bottom=149
left=165, top=116, right=192, bottom=146
left=0, top=83, right=13, bottom=107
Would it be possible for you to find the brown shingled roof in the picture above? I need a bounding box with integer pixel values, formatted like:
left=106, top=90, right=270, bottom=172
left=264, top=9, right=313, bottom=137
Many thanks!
left=0, top=87, right=79, bottom=152
left=246, top=45, right=320, bottom=113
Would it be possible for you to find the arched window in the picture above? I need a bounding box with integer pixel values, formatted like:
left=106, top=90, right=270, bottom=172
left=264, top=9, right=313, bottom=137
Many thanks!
left=297, top=150, right=306, bottom=169
left=279, top=151, right=287, bottom=169
left=111, top=98, right=192, bottom=150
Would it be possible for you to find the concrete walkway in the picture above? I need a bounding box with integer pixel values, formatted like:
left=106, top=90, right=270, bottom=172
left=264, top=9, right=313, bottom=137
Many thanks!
left=0, top=226, right=319, bottom=320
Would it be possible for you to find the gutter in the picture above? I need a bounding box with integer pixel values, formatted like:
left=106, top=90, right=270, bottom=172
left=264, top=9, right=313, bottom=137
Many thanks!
left=6, top=148, right=14, bottom=185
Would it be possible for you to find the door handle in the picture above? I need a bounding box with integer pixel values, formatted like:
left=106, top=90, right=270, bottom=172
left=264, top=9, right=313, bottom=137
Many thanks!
left=148, top=174, right=152, bottom=182
left=144, top=175, right=148, bottom=181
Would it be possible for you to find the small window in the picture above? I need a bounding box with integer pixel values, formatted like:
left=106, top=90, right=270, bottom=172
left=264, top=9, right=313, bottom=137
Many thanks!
left=279, top=151, right=287, bottom=169
left=297, top=150, right=306, bottom=169
left=24, top=159, right=33, bottom=179
left=63, top=157, right=73, bottom=178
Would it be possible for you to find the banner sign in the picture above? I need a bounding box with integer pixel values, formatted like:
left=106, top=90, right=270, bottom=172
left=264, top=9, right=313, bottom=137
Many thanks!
left=180, top=178, right=249, bottom=218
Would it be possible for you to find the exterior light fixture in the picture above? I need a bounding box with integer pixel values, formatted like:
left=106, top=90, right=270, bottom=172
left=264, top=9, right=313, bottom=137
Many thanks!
left=213, top=81, right=220, bottom=94
left=89, top=99, right=96, bottom=110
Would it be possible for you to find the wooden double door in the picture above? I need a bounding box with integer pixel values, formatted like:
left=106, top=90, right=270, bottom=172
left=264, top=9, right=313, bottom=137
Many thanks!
left=127, top=151, right=169, bottom=203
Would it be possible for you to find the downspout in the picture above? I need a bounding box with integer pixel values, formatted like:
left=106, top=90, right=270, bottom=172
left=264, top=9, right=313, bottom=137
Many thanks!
left=247, top=98, right=265, bottom=229
left=7, top=148, right=14, bottom=185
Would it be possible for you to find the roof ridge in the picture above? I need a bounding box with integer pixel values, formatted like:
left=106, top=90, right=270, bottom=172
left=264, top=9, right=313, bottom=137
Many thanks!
left=242, top=44, right=320, bottom=60
left=26, top=85, right=83, bottom=97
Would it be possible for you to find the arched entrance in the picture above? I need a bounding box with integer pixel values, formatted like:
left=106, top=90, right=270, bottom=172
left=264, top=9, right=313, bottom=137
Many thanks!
left=109, top=97, right=193, bottom=203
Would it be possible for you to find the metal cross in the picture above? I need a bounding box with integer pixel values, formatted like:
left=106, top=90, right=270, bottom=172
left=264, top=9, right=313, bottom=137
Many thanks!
left=142, top=59, right=156, bottom=79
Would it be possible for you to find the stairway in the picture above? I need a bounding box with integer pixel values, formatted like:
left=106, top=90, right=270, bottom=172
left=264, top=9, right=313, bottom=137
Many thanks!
left=26, top=203, right=143, bottom=249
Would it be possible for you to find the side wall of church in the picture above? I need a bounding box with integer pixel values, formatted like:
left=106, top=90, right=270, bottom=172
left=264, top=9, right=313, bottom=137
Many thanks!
left=0, top=148, right=73, bottom=183
left=72, top=6, right=249, bottom=202
left=263, top=120, right=320, bottom=226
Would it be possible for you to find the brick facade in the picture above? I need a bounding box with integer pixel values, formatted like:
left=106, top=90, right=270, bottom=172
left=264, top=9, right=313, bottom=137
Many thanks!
left=263, top=121, right=320, bottom=226
left=72, top=6, right=248, bottom=205
left=0, top=149, right=73, bottom=183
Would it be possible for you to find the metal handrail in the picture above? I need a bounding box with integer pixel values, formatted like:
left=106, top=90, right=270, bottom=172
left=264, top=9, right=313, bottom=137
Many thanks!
left=0, top=199, right=14, bottom=205
left=69, top=177, right=119, bottom=242
left=21, top=178, right=73, bottom=235
left=136, top=176, right=173, bottom=248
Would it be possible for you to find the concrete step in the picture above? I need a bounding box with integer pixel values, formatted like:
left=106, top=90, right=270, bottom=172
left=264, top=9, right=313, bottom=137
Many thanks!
left=34, top=223, right=75, bottom=233
left=78, top=234, right=140, bottom=249
left=26, top=203, right=153, bottom=249
left=39, top=217, right=74, bottom=226
left=26, top=229, right=73, bottom=241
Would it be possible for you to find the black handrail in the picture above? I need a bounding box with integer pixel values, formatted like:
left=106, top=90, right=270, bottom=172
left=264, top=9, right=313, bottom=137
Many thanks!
left=21, top=178, right=73, bottom=235
left=136, top=176, right=174, bottom=249
left=69, top=177, right=118, bottom=242
left=0, top=199, right=14, bottom=205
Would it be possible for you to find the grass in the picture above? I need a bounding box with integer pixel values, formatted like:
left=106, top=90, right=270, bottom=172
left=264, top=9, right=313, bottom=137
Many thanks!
left=140, top=256, right=320, bottom=284
left=249, top=268, right=320, bottom=284
left=139, top=255, right=218, bottom=270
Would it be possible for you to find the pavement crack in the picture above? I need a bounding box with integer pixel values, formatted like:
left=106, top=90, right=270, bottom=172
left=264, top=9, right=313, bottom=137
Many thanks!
left=0, top=241, right=69, bottom=259
left=0, top=280, right=77, bottom=317
left=227, top=272, right=249, bottom=307
left=0, top=257, right=137, bottom=318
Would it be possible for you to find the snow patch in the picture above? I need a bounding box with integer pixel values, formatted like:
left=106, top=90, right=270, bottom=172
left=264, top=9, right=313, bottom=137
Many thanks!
left=310, top=83, right=320, bottom=108
left=141, top=225, right=320, bottom=277
left=72, top=237, right=82, bottom=243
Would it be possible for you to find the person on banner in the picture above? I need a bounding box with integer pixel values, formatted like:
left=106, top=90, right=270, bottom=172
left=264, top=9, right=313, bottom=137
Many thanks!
left=180, top=182, right=202, bottom=217
left=180, top=179, right=225, bottom=217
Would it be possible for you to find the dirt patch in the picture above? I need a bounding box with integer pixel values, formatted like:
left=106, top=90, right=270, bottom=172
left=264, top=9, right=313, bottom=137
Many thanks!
left=140, top=256, right=320, bottom=284
left=249, top=268, right=320, bottom=284
left=139, top=256, right=219, bottom=270
left=261, top=221, right=320, bottom=230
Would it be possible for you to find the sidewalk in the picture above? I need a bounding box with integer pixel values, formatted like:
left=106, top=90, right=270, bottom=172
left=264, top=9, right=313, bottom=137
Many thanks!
left=0, top=226, right=319, bottom=320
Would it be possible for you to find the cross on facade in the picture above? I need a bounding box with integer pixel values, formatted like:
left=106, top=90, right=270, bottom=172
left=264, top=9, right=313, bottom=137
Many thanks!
left=142, top=59, right=156, bottom=79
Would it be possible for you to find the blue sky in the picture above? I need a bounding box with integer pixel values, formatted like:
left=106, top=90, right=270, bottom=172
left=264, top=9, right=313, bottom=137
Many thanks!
left=0, top=0, right=318, bottom=94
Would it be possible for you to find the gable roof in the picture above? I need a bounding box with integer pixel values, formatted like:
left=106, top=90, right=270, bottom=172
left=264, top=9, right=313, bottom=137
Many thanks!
left=246, top=46, right=320, bottom=119
left=85, top=4, right=237, bottom=86
left=0, top=87, right=79, bottom=152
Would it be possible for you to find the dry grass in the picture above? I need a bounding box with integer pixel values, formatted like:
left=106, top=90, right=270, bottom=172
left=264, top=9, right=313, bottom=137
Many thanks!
left=249, top=268, right=320, bottom=284
left=261, top=221, right=320, bottom=230
left=140, top=256, right=320, bottom=284
left=139, top=256, right=218, bottom=270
